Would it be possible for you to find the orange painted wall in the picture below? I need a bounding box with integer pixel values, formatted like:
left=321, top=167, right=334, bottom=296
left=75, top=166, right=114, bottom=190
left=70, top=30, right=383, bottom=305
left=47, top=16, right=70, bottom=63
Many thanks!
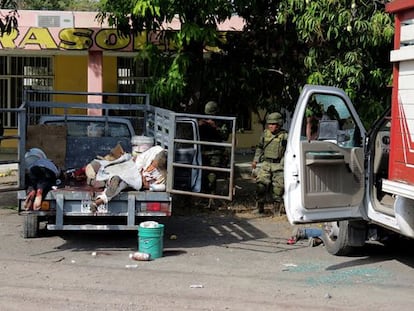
left=55, top=55, right=87, bottom=91
left=103, top=56, right=117, bottom=94
left=54, top=54, right=117, bottom=93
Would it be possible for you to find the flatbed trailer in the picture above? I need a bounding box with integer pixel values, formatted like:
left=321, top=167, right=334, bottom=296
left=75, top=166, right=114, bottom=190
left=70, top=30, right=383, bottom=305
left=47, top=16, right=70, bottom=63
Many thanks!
left=2, top=90, right=236, bottom=237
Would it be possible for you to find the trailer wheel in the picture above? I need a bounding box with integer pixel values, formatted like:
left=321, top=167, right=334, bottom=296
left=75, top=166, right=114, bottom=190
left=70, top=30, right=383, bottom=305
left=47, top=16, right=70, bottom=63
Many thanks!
left=322, top=221, right=354, bottom=256
left=23, top=214, right=39, bottom=238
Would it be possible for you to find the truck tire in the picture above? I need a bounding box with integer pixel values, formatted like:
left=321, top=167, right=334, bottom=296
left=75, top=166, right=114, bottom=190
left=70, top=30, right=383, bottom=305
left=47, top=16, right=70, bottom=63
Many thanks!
left=23, top=214, right=39, bottom=238
left=322, top=221, right=360, bottom=256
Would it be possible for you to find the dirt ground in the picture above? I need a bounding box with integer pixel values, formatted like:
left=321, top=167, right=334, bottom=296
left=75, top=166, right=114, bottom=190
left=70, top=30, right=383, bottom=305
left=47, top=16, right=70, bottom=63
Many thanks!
left=1, top=169, right=414, bottom=310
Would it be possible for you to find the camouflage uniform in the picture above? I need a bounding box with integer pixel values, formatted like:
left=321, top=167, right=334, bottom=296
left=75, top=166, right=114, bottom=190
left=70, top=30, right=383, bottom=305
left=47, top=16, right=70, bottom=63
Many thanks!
left=199, top=101, right=229, bottom=196
left=253, top=112, right=288, bottom=214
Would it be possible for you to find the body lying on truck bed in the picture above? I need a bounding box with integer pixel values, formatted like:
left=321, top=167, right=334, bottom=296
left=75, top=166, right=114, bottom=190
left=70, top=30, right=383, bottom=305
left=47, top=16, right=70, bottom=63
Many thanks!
left=16, top=90, right=236, bottom=238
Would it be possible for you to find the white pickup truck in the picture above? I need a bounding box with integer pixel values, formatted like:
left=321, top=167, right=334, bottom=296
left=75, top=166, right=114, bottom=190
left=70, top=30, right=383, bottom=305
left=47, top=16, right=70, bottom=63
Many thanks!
left=284, top=2, right=414, bottom=256
left=283, top=83, right=413, bottom=255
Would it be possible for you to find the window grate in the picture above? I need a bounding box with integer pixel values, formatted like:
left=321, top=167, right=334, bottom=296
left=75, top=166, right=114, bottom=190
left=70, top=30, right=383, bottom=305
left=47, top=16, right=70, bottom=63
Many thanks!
left=0, top=56, right=53, bottom=127
left=117, top=57, right=150, bottom=102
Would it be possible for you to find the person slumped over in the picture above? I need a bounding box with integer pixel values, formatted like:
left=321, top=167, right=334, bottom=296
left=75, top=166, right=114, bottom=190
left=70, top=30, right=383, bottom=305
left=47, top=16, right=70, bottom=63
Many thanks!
left=24, top=157, right=61, bottom=211
left=91, top=145, right=167, bottom=210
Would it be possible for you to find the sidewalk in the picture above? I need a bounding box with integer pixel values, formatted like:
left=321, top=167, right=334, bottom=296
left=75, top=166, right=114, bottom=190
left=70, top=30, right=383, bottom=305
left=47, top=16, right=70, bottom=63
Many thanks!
left=0, top=161, right=18, bottom=174
left=0, top=147, right=18, bottom=173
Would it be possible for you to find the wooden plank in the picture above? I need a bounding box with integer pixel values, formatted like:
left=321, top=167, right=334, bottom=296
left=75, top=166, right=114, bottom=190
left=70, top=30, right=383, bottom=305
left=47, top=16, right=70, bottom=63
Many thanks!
left=26, top=125, right=67, bottom=169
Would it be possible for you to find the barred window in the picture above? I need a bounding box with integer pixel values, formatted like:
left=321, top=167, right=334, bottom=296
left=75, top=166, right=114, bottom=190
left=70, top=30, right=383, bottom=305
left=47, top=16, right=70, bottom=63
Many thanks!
left=117, top=56, right=150, bottom=105
left=0, top=56, right=53, bottom=127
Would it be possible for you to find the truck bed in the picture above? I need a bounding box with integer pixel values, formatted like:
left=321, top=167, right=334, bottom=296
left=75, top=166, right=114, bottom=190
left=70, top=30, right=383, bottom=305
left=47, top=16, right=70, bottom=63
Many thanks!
left=14, top=90, right=236, bottom=238
left=18, top=181, right=172, bottom=233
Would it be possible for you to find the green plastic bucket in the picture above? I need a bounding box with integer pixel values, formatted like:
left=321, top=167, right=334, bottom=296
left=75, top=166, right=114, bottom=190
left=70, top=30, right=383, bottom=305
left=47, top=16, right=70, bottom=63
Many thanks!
left=138, top=223, right=164, bottom=259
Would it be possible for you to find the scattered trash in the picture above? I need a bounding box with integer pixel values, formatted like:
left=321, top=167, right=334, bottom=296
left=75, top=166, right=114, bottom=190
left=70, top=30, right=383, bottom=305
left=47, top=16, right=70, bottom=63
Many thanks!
left=91, top=252, right=97, bottom=257
left=287, top=237, right=297, bottom=245
left=190, top=284, right=204, bottom=288
left=170, top=234, right=177, bottom=240
left=308, top=237, right=323, bottom=247
left=287, top=227, right=324, bottom=246
left=71, top=260, right=76, bottom=264
left=129, top=252, right=151, bottom=261
left=125, top=264, right=138, bottom=269
left=52, top=257, right=65, bottom=263
left=283, top=263, right=298, bottom=267
left=324, top=293, right=332, bottom=299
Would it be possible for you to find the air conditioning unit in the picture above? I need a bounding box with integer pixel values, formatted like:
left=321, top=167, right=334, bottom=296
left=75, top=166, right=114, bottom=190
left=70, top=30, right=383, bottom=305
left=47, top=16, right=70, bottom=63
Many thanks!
left=37, top=14, right=74, bottom=28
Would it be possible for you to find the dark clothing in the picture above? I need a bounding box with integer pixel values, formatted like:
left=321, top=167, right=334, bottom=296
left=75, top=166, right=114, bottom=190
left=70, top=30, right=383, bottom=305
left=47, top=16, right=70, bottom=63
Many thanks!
left=198, top=119, right=229, bottom=194
left=27, top=166, right=58, bottom=197
left=198, top=119, right=229, bottom=151
left=26, top=159, right=59, bottom=199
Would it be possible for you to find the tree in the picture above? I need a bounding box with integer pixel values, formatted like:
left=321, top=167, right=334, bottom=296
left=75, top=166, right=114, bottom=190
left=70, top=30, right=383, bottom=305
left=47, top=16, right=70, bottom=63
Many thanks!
left=218, top=0, right=394, bottom=128
left=0, top=0, right=18, bottom=36
left=97, top=0, right=394, bottom=128
left=207, top=0, right=308, bottom=128
left=18, top=0, right=99, bottom=11
left=97, top=0, right=234, bottom=112
left=18, top=0, right=68, bottom=10
left=276, top=0, right=394, bottom=127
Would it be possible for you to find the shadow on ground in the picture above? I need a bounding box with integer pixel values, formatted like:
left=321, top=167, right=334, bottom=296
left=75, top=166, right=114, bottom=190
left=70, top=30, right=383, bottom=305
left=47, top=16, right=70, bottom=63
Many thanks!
left=42, top=212, right=274, bottom=254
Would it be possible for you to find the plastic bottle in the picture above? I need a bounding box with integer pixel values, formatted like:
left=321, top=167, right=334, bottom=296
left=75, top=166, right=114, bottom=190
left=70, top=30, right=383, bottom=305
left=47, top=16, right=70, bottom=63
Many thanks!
left=129, top=252, right=151, bottom=261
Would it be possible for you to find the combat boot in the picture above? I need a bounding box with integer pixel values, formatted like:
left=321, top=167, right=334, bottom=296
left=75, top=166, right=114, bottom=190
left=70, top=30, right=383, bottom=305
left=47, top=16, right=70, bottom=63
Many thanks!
left=254, top=202, right=265, bottom=214
left=280, top=202, right=286, bottom=215
left=273, top=201, right=281, bottom=217
left=207, top=198, right=216, bottom=210
left=273, top=201, right=285, bottom=217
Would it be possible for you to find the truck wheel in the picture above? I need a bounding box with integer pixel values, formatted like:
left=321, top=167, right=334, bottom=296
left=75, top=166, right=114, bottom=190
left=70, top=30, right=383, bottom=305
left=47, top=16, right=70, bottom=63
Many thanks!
left=23, top=214, right=39, bottom=238
left=322, top=221, right=354, bottom=256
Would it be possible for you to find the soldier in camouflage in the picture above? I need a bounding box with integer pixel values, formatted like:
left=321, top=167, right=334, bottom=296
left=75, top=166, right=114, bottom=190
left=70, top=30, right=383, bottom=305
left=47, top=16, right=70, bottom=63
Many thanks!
left=252, top=112, right=288, bottom=215
left=199, top=101, right=229, bottom=202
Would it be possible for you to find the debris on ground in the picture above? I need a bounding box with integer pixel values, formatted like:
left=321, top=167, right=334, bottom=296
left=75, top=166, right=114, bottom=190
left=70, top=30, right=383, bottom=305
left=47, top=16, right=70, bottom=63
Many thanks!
left=287, top=227, right=324, bottom=247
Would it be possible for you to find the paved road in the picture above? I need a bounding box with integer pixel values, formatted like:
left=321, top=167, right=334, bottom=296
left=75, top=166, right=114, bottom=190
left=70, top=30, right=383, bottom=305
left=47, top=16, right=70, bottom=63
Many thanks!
left=1, top=190, right=413, bottom=310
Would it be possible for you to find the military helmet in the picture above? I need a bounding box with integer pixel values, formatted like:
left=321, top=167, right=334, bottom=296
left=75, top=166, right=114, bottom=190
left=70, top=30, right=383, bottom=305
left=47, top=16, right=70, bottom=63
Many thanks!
left=266, top=112, right=283, bottom=125
left=205, top=101, right=218, bottom=115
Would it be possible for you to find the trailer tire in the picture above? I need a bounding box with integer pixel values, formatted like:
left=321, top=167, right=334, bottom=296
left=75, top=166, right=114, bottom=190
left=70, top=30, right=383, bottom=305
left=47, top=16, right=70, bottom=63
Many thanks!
left=23, top=214, right=39, bottom=238
left=322, top=220, right=365, bottom=256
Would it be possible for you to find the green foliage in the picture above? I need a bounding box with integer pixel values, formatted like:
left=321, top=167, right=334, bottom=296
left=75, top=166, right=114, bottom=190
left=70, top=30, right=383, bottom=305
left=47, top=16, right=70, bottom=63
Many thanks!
left=277, top=0, right=394, bottom=127
left=98, top=0, right=233, bottom=112
left=0, top=0, right=18, bottom=36
left=98, top=0, right=395, bottom=128
left=211, top=0, right=307, bottom=127
left=19, top=0, right=99, bottom=11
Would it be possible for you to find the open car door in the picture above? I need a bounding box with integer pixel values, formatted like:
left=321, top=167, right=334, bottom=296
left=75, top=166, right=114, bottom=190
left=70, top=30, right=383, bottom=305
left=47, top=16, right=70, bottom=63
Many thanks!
left=284, top=85, right=367, bottom=224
